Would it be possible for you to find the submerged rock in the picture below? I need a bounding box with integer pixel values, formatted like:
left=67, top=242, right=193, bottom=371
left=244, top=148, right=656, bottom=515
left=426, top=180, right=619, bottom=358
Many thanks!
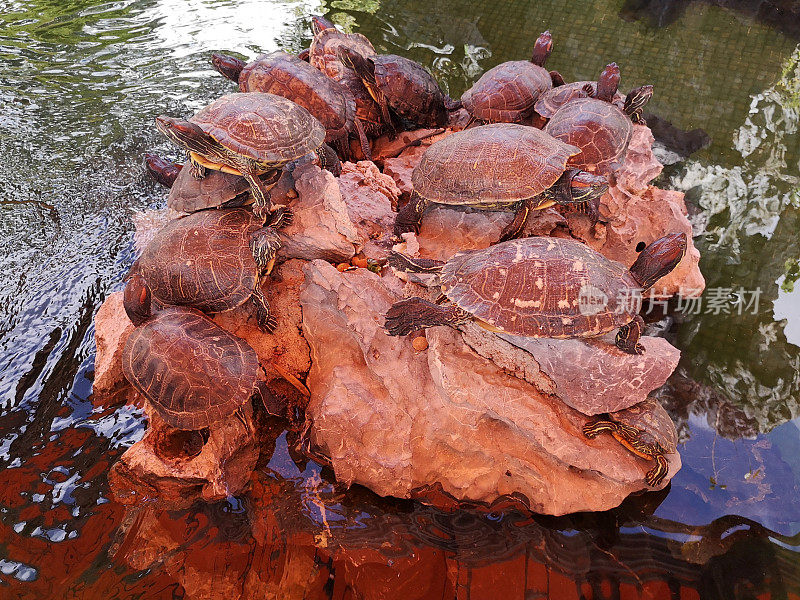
left=299, top=260, right=680, bottom=515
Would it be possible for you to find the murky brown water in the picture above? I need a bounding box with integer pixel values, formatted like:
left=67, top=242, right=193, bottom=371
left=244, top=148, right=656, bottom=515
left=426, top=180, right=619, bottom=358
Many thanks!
left=1, top=0, right=799, bottom=597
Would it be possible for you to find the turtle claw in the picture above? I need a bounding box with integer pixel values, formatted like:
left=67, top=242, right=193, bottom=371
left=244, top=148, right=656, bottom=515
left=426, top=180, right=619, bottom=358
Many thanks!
left=252, top=287, right=278, bottom=333
left=268, top=206, right=293, bottom=229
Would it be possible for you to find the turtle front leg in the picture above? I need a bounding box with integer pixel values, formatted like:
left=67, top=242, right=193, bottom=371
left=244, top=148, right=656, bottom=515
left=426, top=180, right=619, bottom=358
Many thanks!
left=385, top=297, right=471, bottom=336
left=242, top=168, right=280, bottom=223
left=251, top=286, right=278, bottom=332
left=394, top=192, right=429, bottom=237
left=250, top=213, right=288, bottom=277
left=317, top=143, right=342, bottom=176
left=499, top=197, right=538, bottom=242
left=353, top=118, right=373, bottom=161
left=616, top=315, right=645, bottom=355
left=189, top=155, right=207, bottom=179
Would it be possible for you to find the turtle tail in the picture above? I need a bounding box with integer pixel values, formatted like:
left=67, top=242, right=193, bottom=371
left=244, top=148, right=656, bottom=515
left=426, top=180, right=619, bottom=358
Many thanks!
left=387, top=252, right=445, bottom=274
left=211, top=53, right=246, bottom=83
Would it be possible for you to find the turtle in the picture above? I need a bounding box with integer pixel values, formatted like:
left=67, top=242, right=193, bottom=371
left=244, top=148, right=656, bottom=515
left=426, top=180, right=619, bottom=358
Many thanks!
left=144, top=153, right=182, bottom=188
left=121, top=274, right=274, bottom=430
left=460, top=30, right=562, bottom=125
left=394, top=123, right=609, bottom=240
left=211, top=50, right=370, bottom=161
left=583, top=398, right=678, bottom=487
left=384, top=232, right=687, bottom=357
left=339, top=49, right=458, bottom=135
left=165, top=163, right=273, bottom=214
left=129, top=207, right=290, bottom=332
left=156, top=92, right=326, bottom=223
left=544, top=81, right=654, bottom=174
left=534, top=62, right=627, bottom=119
left=308, top=17, right=386, bottom=144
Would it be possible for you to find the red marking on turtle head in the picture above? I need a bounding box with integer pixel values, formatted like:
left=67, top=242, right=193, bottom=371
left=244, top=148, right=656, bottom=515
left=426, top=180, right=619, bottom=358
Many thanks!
left=210, top=52, right=245, bottom=82
left=311, top=15, right=335, bottom=36
left=123, top=274, right=152, bottom=326
left=569, top=170, right=608, bottom=201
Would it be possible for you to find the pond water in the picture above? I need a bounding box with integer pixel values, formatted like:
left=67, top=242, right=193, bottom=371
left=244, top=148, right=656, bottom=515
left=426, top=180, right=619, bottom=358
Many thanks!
left=1, top=0, right=799, bottom=597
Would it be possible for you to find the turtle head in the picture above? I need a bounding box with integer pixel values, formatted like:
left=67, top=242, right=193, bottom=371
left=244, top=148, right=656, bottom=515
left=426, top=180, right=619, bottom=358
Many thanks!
left=310, top=15, right=335, bottom=36
left=595, top=62, right=621, bottom=103
left=123, top=274, right=152, bottom=326
left=624, top=85, right=654, bottom=118
left=568, top=170, right=608, bottom=203
left=155, top=116, right=210, bottom=153
left=530, top=30, right=553, bottom=67
left=629, top=233, right=687, bottom=290
left=143, top=153, right=182, bottom=188
left=211, top=53, right=246, bottom=83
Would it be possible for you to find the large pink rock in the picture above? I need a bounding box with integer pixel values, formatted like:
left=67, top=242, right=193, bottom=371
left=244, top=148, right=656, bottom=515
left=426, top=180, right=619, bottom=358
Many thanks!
left=300, top=260, right=680, bottom=515
left=93, top=292, right=134, bottom=396
left=109, top=402, right=259, bottom=508
left=338, top=161, right=400, bottom=260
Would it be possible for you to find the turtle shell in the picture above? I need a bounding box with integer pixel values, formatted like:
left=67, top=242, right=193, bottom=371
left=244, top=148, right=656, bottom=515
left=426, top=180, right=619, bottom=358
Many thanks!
left=535, top=82, right=625, bottom=119
left=609, top=398, right=678, bottom=453
left=122, top=307, right=259, bottom=430
left=167, top=164, right=251, bottom=213
left=462, top=61, right=552, bottom=123
left=134, top=208, right=261, bottom=314
left=544, top=97, right=632, bottom=172
left=309, top=27, right=384, bottom=136
left=412, top=123, right=580, bottom=206
left=190, top=93, right=325, bottom=165
left=238, top=51, right=356, bottom=146
left=440, top=237, right=641, bottom=337
left=373, top=55, right=447, bottom=128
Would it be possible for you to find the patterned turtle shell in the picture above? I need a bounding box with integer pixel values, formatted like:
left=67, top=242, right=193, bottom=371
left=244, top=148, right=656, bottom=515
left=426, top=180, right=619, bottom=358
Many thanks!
left=535, top=81, right=625, bottom=119
left=439, top=237, right=641, bottom=337
left=237, top=51, right=356, bottom=147
left=167, top=164, right=252, bottom=213
left=609, top=398, right=678, bottom=453
left=412, top=123, right=580, bottom=207
left=461, top=61, right=552, bottom=123
left=134, top=208, right=262, bottom=314
left=372, top=54, right=448, bottom=128
left=309, top=27, right=384, bottom=135
left=122, top=307, right=259, bottom=430
left=190, top=93, right=325, bottom=165
left=544, top=97, right=632, bottom=172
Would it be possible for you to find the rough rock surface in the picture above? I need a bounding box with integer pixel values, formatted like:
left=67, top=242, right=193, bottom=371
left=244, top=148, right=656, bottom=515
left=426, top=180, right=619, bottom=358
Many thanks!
left=109, top=402, right=258, bottom=507
left=93, top=292, right=135, bottom=396
left=460, top=322, right=681, bottom=415
left=338, top=161, right=400, bottom=260
left=300, top=260, right=680, bottom=515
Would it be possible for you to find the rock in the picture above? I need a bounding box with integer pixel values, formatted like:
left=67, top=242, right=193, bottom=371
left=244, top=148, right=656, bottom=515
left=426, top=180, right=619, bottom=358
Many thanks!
left=278, top=162, right=359, bottom=263
left=93, top=291, right=134, bottom=397
left=338, top=161, right=400, bottom=260
left=460, top=322, right=681, bottom=415
left=300, top=260, right=680, bottom=515
left=109, top=402, right=259, bottom=508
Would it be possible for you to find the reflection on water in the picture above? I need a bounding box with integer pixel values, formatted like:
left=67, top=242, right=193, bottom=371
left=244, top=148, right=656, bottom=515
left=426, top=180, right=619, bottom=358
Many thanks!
left=1, top=0, right=800, bottom=597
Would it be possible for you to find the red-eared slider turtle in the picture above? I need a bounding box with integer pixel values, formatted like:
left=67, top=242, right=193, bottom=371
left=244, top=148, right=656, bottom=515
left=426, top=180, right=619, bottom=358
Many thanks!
left=156, top=93, right=325, bottom=222
left=534, top=63, right=626, bottom=119
left=583, top=398, right=678, bottom=487
left=384, top=233, right=687, bottom=356
left=122, top=274, right=270, bottom=430
left=339, top=50, right=458, bottom=134
left=130, top=207, right=290, bottom=332
left=394, top=123, right=608, bottom=240
left=460, top=31, right=561, bottom=124
left=211, top=50, right=370, bottom=161
left=544, top=83, right=654, bottom=173
left=308, top=17, right=386, bottom=145
left=144, top=153, right=182, bottom=188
